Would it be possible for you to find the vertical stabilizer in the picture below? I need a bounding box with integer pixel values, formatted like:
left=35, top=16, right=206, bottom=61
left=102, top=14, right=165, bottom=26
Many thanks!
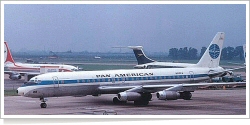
left=196, top=32, right=224, bottom=68
left=128, top=46, right=155, bottom=65
left=4, top=41, right=16, bottom=64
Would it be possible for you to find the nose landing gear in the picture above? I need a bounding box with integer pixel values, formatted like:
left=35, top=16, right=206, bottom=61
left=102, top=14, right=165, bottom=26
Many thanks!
left=40, top=98, right=48, bottom=108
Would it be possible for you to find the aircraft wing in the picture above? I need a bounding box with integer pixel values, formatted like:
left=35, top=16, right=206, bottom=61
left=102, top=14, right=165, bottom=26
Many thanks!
left=4, top=71, right=17, bottom=75
left=227, top=62, right=245, bottom=65
left=143, top=82, right=245, bottom=92
left=98, top=82, right=246, bottom=94
left=4, top=71, right=40, bottom=76
left=4, top=70, right=40, bottom=80
left=208, top=66, right=246, bottom=78
left=225, top=66, right=246, bottom=72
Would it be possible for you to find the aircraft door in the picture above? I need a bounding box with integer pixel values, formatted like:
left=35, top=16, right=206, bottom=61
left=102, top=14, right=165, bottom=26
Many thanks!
left=52, top=76, right=59, bottom=88
left=189, top=71, right=194, bottom=82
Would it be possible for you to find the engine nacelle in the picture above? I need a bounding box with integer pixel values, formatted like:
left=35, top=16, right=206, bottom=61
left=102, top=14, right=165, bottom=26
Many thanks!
left=9, top=74, right=21, bottom=80
left=156, top=90, right=180, bottom=100
left=117, top=92, right=142, bottom=101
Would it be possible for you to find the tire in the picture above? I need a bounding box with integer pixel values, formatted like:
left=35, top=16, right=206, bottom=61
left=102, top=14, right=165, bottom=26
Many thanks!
left=183, top=92, right=192, bottom=100
left=40, top=103, right=47, bottom=108
left=134, top=100, right=149, bottom=106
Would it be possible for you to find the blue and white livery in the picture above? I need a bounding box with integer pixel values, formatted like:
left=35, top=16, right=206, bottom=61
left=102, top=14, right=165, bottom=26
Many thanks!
left=17, top=32, right=245, bottom=108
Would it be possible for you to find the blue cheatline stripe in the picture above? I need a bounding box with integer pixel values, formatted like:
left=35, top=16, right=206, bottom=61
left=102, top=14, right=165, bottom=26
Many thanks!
left=21, top=74, right=209, bottom=87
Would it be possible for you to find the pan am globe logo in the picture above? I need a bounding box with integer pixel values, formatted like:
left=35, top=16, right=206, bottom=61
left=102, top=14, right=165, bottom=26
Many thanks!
left=209, top=44, right=220, bottom=59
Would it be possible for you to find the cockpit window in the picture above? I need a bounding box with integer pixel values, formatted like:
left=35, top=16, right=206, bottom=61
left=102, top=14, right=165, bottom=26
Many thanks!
left=30, top=77, right=42, bottom=84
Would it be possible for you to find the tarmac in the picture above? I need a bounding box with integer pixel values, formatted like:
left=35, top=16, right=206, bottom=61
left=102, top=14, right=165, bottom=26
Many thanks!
left=3, top=74, right=247, bottom=117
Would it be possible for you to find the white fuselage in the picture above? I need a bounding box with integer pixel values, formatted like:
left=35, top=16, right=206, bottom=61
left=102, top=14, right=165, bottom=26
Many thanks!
left=4, top=62, right=77, bottom=72
left=134, top=62, right=197, bottom=69
left=17, top=66, right=225, bottom=98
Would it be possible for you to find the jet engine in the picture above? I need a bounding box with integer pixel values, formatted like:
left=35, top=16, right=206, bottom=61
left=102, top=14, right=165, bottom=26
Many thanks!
left=117, top=92, right=142, bottom=101
left=156, top=90, right=180, bottom=100
left=9, top=74, right=21, bottom=80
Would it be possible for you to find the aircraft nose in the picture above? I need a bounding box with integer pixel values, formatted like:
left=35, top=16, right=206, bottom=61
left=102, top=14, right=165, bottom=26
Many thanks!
left=17, top=87, right=24, bottom=96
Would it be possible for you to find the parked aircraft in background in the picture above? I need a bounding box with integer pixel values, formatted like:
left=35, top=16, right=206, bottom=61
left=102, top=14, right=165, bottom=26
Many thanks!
left=129, top=42, right=246, bottom=69
left=17, top=32, right=245, bottom=108
left=129, top=38, right=245, bottom=77
left=128, top=46, right=195, bottom=69
left=4, top=41, right=79, bottom=80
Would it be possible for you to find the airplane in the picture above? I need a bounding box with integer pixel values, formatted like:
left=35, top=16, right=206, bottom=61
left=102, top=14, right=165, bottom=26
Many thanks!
left=129, top=40, right=247, bottom=76
left=17, top=32, right=246, bottom=108
left=4, top=41, right=79, bottom=80
left=128, top=46, right=196, bottom=69
left=129, top=42, right=246, bottom=69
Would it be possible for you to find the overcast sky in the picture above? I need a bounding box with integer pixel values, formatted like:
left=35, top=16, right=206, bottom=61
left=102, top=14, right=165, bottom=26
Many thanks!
left=3, top=3, right=246, bottom=53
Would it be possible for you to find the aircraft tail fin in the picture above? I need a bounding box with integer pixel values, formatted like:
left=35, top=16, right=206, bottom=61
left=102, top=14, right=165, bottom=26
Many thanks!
left=128, top=46, right=155, bottom=65
left=4, top=41, right=16, bottom=64
left=196, top=32, right=225, bottom=68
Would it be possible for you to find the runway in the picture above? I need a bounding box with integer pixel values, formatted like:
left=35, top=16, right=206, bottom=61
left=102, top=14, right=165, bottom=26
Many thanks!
left=3, top=74, right=247, bottom=117
left=4, top=89, right=246, bottom=116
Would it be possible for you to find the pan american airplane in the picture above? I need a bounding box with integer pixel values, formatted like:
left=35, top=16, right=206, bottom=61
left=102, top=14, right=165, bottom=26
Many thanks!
left=4, top=41, right=78, bottom=80
left=17, top=32, right=245, bottom=108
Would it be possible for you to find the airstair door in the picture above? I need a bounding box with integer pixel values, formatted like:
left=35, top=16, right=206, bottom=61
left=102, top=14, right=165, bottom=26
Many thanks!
left=189, top=71, right=194, bottom=82
left=52, top=76, right=59, bottom=88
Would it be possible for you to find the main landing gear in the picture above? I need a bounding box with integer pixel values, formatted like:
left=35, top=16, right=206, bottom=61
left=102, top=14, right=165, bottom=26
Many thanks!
left=133, top=99, right=149, bottom=106
left=40, top=97, right=48, bottom=108
left=112, top=97, right=149, bottom=106
left=180, top=91, right=192, bottom=100
left=134, top=93, right=152, bottom=106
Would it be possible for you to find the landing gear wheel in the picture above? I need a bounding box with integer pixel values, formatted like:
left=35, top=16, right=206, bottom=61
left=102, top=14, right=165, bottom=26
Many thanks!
left=141, top=93, right=152, bottom=101
left=181, top=92, right=192, bottom=100
left=40, top=103, right=47, bottom=108
left=134, top=100, right=149, bottom=106
left=40, top=97, right=48, bottom=108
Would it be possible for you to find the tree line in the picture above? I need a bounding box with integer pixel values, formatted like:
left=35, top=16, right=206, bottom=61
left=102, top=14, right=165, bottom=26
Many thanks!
left=168, top=46, right=244, bottom=60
